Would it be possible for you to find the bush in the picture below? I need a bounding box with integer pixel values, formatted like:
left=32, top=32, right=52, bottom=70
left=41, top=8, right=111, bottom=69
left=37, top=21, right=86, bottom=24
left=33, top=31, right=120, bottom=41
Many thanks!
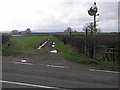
left=2, top=34, right=11, bottom=43
left=54, top=34, right=118, bottom=59
left=2, top=34, right=12, bottom=49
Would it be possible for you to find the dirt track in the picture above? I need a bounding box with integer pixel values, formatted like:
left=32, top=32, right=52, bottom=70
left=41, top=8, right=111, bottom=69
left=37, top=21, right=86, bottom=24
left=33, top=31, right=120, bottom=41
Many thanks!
left=2, top=40, right=94, bottom=70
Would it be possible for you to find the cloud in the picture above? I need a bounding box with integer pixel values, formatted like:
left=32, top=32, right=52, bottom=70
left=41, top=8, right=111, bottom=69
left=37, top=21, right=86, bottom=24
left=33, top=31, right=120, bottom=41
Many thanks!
left=97, top=2, right=118, bottom=32
left=98, top=2, right=118, bottom=19
left=99, top=19, right=118, bottom=32
left=0, top=0, right=118, bottom=32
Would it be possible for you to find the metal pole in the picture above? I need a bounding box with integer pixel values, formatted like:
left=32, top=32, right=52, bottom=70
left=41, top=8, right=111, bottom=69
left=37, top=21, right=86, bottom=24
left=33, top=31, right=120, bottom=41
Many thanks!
left=87, top=2, right=97, bottom=59
left=90, top=23, right=94, bottom=58
left=93, top=14, right=96, bottom=59
left=85, top=29, right=88, bottom=56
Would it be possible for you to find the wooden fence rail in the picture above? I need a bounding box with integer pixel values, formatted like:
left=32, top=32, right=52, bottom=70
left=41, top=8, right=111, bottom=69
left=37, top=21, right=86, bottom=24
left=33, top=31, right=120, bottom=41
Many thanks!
left=103, top=48, right=120, bottom=61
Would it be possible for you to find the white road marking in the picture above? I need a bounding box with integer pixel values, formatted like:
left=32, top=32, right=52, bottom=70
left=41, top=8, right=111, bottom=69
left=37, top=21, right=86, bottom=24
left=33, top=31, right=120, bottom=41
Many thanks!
left=14, top=61, right=69, bottom=69
left=50, top=50, right=57, bottom=53
left=0, top=80, right=60, bottom=89
left=47, top=65, right=68, bottom=68
left=89, top=69, right=120, bottom=74
left=38, top=40, right=49, bottom=50
left=38, top=46, right=42, bottom=50
left=52, top=45, right=55, bottom=47
left=21, top=60, right=27, bottom=63
left=14, top=62, right=68, bottom=69
left=14, top=62, right=32, bottom=65
left=53, top=42, right=55, bottom=45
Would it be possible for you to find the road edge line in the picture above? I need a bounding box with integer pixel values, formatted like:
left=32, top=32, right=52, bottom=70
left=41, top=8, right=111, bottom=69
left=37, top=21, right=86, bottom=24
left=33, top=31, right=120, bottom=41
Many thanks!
left=0, top=80, right=62, bottom=89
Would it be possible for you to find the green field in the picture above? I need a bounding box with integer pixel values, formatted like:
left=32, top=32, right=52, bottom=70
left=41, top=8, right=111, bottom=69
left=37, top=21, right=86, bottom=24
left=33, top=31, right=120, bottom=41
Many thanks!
left=3, top=36, right=48, bottom=55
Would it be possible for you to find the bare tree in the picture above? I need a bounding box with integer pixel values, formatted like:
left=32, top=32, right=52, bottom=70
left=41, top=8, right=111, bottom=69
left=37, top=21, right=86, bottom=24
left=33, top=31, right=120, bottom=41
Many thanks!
left=12, top=30, right=19, bottom=35
left=82, top=22, right=94, bottom=34
left=25, top=28, right=31, bottom=34
left=64, top=26, right=73, bottom=35
left=82, top=22, right=100, bottom=34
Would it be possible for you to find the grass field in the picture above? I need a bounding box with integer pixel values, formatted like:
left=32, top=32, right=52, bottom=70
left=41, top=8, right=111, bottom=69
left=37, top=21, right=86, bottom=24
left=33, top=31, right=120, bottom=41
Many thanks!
left=3, top=36, right=48, bottom=55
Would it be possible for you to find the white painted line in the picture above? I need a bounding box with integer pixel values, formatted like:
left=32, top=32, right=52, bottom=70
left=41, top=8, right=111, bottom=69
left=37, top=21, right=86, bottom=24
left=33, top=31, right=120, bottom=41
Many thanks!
left=89, top=69, right=120, bottom=74
left=50, top=50, right=57, bottom=53
left=47, top=65, right=68, bottom=68
left=14, top=62, right=32, bottom=65
left=0, top=80, right=60, bottom=89
left=38, top=46, right=42, bottom=50
left=37, top=40, right=49, bottom=50
left=21, top=60, right=27, bottom=63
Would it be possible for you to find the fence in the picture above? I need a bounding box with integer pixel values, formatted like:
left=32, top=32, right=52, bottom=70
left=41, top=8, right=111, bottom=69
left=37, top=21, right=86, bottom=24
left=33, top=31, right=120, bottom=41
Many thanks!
left=103, top=48, right=120, bottom=61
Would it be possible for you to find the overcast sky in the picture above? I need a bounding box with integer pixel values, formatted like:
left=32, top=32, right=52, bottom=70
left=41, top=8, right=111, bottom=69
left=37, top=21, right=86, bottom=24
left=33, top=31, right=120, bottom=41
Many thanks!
left=0, top=0, right=119, bottom=32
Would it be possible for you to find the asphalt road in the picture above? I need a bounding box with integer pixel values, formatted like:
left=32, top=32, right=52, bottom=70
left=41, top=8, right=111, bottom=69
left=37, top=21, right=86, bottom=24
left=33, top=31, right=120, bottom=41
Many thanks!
left=2, top=61, right=119, bottom=89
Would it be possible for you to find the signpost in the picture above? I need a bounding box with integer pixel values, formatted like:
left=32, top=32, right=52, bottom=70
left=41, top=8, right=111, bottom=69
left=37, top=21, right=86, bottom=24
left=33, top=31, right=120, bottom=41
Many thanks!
left=88, top=2, right=98, bottom=59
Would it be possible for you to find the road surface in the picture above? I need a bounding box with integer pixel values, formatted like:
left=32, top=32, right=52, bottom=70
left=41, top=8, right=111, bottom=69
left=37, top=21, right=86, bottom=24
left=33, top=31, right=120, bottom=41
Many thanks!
left=2, top=61, right=119, bottom=89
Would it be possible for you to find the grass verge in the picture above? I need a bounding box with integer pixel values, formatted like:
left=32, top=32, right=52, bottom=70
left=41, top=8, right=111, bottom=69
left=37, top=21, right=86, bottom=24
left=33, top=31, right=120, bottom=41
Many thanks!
left=52, top=36, right=98, bottom=64
left=52, top=36, right=119, bottom=71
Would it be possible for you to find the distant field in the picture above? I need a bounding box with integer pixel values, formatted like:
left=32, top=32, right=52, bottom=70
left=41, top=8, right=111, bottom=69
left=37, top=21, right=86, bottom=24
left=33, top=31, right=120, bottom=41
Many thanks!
left=3, top=36, right=48, bottom=55
left=49, top=32, right=118, bottom=35
left=1, top=31, right=118, bottom=36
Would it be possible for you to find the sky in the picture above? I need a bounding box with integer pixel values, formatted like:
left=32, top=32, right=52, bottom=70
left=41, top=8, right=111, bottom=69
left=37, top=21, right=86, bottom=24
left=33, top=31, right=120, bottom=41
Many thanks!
left=0, top=0, right=119, bottom=32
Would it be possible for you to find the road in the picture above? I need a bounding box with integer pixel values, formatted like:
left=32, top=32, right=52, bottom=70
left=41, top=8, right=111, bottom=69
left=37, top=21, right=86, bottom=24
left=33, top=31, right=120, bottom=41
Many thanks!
left=2, top=61, right=119, bottom=89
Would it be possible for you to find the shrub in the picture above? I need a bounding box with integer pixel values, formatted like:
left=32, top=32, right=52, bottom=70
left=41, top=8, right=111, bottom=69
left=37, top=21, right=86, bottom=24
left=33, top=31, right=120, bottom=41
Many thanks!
left=54, top=34, right=118, bottom=59
left=2, top=34, right=12, bottom=49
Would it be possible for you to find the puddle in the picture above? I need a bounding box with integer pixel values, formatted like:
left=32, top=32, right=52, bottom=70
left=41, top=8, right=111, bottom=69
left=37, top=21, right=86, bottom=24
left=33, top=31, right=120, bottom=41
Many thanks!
left=50, top=50, right=57, bottom=53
